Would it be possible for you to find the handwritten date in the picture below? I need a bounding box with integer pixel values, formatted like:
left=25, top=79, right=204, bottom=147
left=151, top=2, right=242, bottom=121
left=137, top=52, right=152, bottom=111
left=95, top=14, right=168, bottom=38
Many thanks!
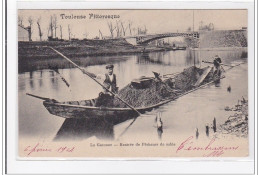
left=24, top=143, right=75, bottom=156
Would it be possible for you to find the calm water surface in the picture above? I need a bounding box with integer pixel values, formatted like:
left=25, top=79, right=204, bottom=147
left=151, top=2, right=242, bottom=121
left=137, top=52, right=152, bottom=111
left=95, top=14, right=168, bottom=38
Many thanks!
left=18, top=48, right=248, bottom=141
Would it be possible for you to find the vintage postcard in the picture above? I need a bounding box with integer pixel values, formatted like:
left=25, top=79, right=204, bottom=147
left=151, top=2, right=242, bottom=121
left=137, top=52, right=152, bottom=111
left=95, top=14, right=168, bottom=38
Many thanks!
left=18, top=9, right=249, bottom=158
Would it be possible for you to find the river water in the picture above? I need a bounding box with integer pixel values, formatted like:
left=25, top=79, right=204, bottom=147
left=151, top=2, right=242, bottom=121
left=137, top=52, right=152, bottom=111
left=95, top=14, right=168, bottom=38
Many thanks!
left=18, top=48, right=248, bottom=142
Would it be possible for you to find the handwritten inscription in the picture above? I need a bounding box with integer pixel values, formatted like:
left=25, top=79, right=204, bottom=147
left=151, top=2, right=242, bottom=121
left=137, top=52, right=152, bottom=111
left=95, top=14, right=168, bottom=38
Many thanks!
left=24, top=143, right=75, bottom=156
left=176, top=136, right=239, bottom=157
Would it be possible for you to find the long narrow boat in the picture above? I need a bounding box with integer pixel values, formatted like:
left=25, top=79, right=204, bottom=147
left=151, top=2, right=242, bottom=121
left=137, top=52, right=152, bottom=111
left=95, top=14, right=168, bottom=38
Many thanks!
left=40, top=61, right=244, bottom=119
left=43, top=97, right=168, bottom=119
left=42, top=69, right=224, bottom=119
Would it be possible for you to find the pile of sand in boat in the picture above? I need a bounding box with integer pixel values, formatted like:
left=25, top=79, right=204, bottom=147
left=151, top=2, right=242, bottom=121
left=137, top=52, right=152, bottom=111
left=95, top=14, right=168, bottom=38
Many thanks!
left=113, top=66, right=215, bottom=108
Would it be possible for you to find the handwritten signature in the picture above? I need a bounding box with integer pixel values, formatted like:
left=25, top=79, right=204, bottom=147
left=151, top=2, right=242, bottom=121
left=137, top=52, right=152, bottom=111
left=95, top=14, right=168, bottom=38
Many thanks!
left=176, top=136, right=239, bottom=157
left=24, top=143, right=75, bottom=156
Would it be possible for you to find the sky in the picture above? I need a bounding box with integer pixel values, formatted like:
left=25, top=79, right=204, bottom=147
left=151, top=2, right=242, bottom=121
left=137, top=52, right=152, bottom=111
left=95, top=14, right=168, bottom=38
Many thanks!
left=18, top=9, right=247, bottom=41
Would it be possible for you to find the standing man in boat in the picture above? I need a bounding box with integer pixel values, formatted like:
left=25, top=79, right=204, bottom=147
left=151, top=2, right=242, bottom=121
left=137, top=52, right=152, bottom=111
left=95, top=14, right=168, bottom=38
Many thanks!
left=84, top=64, right=118, bottom=107
left=212, top=55, right=224, bottom=85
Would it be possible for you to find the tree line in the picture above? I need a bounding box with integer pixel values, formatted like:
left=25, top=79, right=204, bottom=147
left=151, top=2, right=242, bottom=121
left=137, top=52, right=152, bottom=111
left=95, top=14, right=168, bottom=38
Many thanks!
left=18, top=15, right=149, bottom=41
left=106, top=20, right=147, bottom=39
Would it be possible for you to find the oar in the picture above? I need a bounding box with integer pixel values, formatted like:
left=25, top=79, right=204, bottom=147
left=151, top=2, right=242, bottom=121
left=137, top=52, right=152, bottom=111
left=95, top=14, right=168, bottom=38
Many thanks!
left=48, top=46, right=144, bottom=116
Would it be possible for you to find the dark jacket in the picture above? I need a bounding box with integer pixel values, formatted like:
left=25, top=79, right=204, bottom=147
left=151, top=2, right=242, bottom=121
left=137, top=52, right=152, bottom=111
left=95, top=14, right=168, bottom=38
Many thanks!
left=103, top=74, right=117, bottom=93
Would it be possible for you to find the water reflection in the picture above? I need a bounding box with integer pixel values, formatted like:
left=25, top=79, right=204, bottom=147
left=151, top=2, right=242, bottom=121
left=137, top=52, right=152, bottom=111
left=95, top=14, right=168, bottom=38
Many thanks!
left=137, top=52, right=165, bottom=65
left=155, top=112, right=163, bottom=140
left=38, top=71, right=43, bottom=87
left=54, top=118, right=115, bottom=141
left=136, top=49, right=203, bottom=67
left=29, top=71, right=34, bottom=90
left=54, top=114, right=137, bottom=141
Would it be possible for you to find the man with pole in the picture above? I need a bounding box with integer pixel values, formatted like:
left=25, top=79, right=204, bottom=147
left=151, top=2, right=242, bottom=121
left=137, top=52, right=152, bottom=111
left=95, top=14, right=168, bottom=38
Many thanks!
left=212, top=55, right=225, bottom=85
left=83, top=64, right=119, bottom=107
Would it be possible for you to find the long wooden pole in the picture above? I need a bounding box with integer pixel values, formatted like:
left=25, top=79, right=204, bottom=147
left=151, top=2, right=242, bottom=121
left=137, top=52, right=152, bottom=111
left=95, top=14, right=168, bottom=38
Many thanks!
left=48, top=47, right=142, bottom=116
left=202, top=60, right=234, bottom=67
left=26, top=93, right=51, bottom=101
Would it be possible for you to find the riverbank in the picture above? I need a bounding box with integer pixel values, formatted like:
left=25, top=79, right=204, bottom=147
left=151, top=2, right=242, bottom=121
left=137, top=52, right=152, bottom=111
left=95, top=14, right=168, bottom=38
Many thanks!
left=218, top=97, right=248, bottom=137
left=18, top=38, right=167, bottom=73
left=18, top=39, right=163, bottom=59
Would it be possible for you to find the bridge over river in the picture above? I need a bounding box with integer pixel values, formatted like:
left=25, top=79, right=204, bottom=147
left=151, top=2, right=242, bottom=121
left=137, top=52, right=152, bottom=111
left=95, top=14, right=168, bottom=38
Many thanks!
left=124, top=32, right=200, bottom=46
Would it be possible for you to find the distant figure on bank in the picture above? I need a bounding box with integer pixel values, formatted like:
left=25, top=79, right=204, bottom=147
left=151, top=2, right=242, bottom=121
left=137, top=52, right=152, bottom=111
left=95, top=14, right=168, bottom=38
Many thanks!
left=84, top=64, right=118, bottom=107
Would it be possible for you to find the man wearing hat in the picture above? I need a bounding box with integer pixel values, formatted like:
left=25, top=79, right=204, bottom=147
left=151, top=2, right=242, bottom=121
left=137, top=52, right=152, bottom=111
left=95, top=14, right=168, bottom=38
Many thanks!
left=213, top=55, right=224, bottom=84
left=102, top=64, right=118, bottom=94
left=85, top=64, right=118, bottom=107
left=213, top=55, right=222, bottom=69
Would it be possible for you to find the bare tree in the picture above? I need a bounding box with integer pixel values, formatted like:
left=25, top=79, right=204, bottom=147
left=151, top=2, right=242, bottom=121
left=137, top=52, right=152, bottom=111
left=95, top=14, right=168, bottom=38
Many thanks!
left=53, top=15, right=58, bottom=38
left=47, top=26, right=50, bottom=37
left=137, top=26, right=147, bottom=35
left=36, top=17, right=43, bottom=41
left=68, top=25, right=71, bottom=40
left=18, top=16, right=23, bottom=26
left=120, top=21, right=128, bottom=36
left=99, top=30, right=103, bottom=39
left=60, top=25, right=63, bottom=39
left=49, top=16, right=54, bottom=38
left=132, top=27, right=136, bottom=35
left=28, top=16, right=33, bottom=41
left=107, top=21, right=116, bottom=38
left=116, top=21, right=121, bottom=37
left=128, top=21, right=133, bottom=36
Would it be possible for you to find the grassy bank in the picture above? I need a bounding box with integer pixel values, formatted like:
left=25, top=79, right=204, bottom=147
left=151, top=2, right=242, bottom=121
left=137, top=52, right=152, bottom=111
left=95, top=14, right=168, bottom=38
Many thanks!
left=18, top=38, right=167, bottom=73
left=18, top=38, right=162, bottom=59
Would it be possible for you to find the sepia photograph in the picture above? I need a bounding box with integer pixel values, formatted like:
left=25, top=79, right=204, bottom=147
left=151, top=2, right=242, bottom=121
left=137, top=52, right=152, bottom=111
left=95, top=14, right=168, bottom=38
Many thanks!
left=17, top=9, right=249, bottom=157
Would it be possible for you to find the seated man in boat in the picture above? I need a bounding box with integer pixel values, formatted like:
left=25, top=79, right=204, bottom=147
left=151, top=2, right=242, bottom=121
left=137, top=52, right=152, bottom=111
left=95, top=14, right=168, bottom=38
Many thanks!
left=84, top=64, right=118, bottom=107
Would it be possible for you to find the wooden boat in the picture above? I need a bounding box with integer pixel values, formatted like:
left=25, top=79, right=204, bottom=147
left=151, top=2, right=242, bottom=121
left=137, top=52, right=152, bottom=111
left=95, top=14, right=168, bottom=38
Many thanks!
left=43, top=97, right=173, bottom=119
left=42, top=68, right=217, bottom=119
left=40, top=62, right=245, bottom=119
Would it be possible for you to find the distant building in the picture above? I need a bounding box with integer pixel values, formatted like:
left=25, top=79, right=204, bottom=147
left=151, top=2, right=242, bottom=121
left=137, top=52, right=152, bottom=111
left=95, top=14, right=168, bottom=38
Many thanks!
left=242, top=27, right=247, bottom=30
left=18, top=25, right=29, bottom=41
